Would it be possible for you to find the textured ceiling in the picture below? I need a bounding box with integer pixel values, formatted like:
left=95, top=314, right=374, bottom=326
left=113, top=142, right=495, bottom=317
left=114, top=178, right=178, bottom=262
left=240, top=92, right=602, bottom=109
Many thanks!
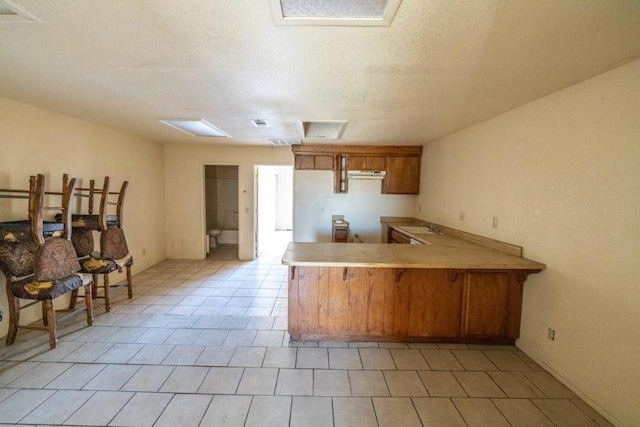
left=1, top=0, right=639, bottom=146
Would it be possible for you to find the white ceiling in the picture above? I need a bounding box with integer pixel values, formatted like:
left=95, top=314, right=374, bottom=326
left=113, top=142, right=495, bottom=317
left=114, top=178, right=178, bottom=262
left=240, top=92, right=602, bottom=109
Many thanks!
left=1, top=0, right=639, bottom=146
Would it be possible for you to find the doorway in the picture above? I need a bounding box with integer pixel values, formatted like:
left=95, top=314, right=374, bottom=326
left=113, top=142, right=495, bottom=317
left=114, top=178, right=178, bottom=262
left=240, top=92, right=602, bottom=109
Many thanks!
left=204, top=165, right=239, bottom=256
left=255, top=165, right=293, bottom=258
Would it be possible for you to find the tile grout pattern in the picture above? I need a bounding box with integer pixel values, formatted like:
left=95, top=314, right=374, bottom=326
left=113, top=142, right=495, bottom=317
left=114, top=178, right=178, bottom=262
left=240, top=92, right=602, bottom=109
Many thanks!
left=0, top=232, right=613, bottom=426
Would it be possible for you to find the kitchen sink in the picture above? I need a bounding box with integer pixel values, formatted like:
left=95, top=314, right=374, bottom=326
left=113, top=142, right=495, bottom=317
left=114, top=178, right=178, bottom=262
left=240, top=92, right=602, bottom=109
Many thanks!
left=399, top=226, right=439, bottom=234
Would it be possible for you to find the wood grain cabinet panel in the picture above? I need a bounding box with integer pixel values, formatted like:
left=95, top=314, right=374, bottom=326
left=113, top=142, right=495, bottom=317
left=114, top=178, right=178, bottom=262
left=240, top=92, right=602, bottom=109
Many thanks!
left=294, top=155, right=334, bottom=170
left=295, top=155, right=315, bottom=170
left=314, top=155, right=335, bottom=170
left=461, top=271, right=523, bottom=339
left=347, top=155, right=386, bottom=170
left=406, top=269, right=462, bottom=338
left=382, top=156, right=421, bottom=194
left=289, top=265, right=526, bottom=343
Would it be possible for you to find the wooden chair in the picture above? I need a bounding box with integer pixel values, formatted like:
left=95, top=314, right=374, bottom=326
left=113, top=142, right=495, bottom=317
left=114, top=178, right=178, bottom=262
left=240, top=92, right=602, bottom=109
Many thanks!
left=0, top=174, right=94, bottom=349
left=67, top=176, right=133, bottom=312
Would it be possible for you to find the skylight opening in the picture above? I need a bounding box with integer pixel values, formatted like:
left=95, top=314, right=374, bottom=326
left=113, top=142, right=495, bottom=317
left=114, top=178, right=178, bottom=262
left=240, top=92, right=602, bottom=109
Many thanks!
left=270, top=0, right=402, bottom=27
left=160, top=119, right=229, bottom=137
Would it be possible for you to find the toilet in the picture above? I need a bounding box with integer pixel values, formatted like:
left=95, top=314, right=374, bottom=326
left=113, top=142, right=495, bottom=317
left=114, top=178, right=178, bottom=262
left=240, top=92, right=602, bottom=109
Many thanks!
left=208, top=229, right=221, bottom=248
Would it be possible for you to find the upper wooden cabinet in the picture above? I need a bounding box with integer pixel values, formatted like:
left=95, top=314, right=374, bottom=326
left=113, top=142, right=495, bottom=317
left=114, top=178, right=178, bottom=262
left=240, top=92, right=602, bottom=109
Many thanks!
left=295, top=154, right=334, bottom=170
left=292, top=145, right=422, bottom=194
left=347, top=155, right=386, bottom=171
left=382, top=156, right=421, bottom=194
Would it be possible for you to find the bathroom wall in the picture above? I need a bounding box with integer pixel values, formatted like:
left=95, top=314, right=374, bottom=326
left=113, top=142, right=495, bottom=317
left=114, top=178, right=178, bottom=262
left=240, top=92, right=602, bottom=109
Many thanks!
left=204, top=165, right=239, bottom=231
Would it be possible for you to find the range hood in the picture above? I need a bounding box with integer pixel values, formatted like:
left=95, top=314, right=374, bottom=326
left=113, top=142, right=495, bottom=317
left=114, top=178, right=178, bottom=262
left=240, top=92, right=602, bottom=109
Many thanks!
left=347, top=170, right=386, bottom=180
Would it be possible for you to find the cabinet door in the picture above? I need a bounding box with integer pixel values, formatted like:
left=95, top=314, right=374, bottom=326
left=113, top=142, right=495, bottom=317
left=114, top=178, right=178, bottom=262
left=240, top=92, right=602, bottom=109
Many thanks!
left=406, top=269, right=462, bottom=338
left=366, top=156, right=386, bottom=170
left=295, top=155, right=315, bottom=170
left=315, top=155, right=334, bottom=170
left=347, top=155, right=386, bottom=171
left=461, top=271, right=522, bottom=339
left=295, top=154, right=334, bottom=170
left=383, top=156, right=421, bottom=194
left=347, top=156, right=368, bottom=170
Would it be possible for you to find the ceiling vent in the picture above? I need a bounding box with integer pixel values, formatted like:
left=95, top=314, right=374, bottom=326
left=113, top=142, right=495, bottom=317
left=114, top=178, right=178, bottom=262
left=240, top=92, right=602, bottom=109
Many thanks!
left=270, top=0, right=402, bottom=26
left=270, top=139, right=302, bottom=146
left=300, top=120, right=348, bottom=140
left=252, top=119, right=269, bottom=127
left=0, top=0, right=43, bottom=23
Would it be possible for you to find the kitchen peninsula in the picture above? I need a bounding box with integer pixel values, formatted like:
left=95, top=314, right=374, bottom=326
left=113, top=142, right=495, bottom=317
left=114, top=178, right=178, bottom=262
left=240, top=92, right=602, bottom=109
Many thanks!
left=282, top=222, right=545, bottom=344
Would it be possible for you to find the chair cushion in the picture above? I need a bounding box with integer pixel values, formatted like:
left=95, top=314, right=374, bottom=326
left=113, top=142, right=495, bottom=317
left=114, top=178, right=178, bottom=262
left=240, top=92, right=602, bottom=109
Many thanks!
left=0, top=240, right=38, bottom=278
left=79, top=257, right=118, bottom=274
left=34, top=238, right=80, bottom=282
left=71, top=228, right=94, bottom=257
left=101, top=227, right=130, bottom=260
left=11, top=274, right=85, bottom=300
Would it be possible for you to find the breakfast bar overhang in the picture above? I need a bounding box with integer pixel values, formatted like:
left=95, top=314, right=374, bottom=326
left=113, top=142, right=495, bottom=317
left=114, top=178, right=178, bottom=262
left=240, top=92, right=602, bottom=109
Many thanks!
left=282, top=240, right=545, bottom=345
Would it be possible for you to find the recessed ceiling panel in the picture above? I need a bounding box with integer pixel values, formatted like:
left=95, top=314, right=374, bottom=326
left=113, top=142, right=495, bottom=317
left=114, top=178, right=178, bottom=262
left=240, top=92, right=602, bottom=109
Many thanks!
left=270, top=0, right=402, bottom=26
left=160, top=119, right=229, bottom=137
left=0, top=0, right=43, bottom=23
left=281, top=0, right=389, bottom=18
left=301, top=120, right=348, bottom=140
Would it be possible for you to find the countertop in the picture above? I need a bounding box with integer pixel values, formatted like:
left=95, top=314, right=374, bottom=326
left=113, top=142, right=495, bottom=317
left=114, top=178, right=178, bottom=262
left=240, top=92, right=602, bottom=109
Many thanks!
left=282, top=226, right=546, bottom=270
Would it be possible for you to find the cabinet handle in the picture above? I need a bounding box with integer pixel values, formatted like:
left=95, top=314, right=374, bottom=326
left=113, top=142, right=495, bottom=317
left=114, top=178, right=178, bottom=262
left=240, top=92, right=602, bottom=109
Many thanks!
left=290, top=266, right=295, bottom=281
left=343, top=267, right=348, bottom=281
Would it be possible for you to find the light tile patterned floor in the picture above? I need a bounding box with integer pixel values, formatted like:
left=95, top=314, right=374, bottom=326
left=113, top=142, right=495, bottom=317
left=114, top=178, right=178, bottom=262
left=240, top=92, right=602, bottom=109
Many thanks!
left=0, top=232, right=613, bottom=426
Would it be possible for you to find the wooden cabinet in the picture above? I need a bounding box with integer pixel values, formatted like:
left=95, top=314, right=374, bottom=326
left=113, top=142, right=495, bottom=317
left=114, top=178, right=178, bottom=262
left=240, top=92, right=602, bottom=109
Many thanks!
left=347, top=155, right=386, bottom=171
left=295, top=154, right=334, bottom=170
left=382, top=156, right=421, bottom=194
left=461, top=271, right=524, bottom=340
left=389, top=228, right=411, bottom=244
left=406, top=269, right=463, bottom=338
left=292, top=145, right=422, bottom=194
left=289, top=266, right=530, bottom=343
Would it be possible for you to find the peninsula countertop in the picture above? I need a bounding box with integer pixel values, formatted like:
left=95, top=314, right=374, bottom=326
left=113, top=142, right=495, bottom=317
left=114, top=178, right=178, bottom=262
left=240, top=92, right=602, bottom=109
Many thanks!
left=281, top=237, right=546, bottom=270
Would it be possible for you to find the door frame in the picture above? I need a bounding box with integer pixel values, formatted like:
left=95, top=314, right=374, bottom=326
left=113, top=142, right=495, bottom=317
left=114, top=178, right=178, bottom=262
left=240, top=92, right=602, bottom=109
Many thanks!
left=201, top=163, right=240, bottom=259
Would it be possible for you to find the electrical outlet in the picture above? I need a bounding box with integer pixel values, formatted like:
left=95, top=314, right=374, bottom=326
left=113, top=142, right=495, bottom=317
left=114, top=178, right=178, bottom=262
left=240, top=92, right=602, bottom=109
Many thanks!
left=320, top=206, right=324, bottom=212
left=492, top=217, right=498, bottom=228
left=547, top=328, right=556, bottom=340
left=459, top=211, right=465, bottom=221
left=418, top=205, right=422, bottom=212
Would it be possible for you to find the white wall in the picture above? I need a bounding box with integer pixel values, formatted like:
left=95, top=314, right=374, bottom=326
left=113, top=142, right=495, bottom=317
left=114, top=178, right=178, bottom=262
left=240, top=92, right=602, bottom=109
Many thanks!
left=164, top=144, right=293, bottom=260
left=416, top=60, right=640, bottom=426
left=257, top=166, right=278, bottom=255
left=0, top=97, right=167, bottom=337
left=294, top=170, right=415, bottom=243
left=275, top=166, right=293, bottom=231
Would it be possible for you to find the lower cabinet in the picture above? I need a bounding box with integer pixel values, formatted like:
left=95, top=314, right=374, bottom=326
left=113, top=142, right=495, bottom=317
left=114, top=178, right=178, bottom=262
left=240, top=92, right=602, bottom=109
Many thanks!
left=461, top=271, right=524, bottom=340
left=288, top=266, right=529, bottom=343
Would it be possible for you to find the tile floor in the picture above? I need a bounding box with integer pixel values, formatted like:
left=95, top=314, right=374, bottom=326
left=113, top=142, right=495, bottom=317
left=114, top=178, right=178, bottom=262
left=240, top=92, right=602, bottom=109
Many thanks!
left=0, top=232, right=613, bottom=426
